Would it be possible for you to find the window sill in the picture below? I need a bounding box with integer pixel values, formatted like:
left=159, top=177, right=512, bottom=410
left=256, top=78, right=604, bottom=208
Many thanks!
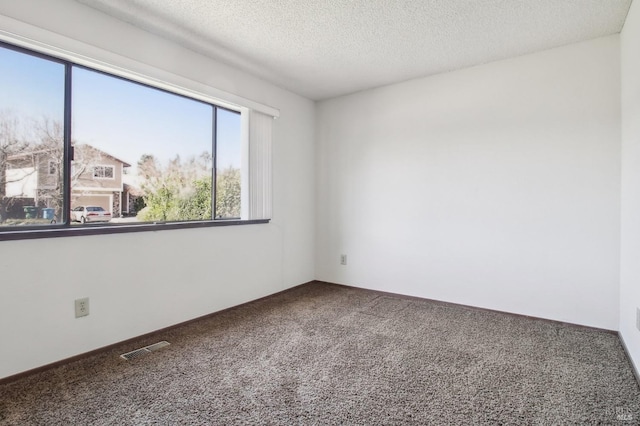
left=0, top=219, right=270, bottom=241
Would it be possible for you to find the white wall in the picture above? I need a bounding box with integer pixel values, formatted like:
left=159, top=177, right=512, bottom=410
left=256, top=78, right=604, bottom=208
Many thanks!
left=0, top=0, right=630, bottom=381
left=620, top=0, right=640, bottom=376
left=316, top=36, right=621, bottom=330
left=0, top=0, right=315, bottom=379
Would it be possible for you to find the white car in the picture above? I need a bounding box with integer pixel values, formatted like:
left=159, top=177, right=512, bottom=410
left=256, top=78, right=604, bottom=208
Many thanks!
left=70, top=206, right=112, bottom=223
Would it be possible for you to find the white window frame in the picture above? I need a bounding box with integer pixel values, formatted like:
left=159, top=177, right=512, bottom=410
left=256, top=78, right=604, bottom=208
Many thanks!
left=92, top=165, right=115, bottom=180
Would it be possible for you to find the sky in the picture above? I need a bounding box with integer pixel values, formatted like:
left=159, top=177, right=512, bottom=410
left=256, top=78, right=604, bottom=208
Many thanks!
left=0, top=46, right=65, bottom=128
left=0, top=44, right=241, bottom=172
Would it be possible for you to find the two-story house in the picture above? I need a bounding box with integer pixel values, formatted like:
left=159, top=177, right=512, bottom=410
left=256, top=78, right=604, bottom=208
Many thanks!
left=3, top=144, right=133, bottom=219
left=70, top=144, right=132, bottom=217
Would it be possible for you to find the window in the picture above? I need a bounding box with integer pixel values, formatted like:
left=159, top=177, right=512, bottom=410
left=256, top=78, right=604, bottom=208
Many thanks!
left=0, top=40, right=273, bottom=239
left=48, top=161, right=58, bottom=175
left=92, top=166, right=114, bottom=179
left=0, top=44, right=64, bottom=227
left=71, top=66, right=242, bottom=223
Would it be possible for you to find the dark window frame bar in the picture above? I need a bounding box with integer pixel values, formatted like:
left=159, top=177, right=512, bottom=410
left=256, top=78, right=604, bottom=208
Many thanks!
left=212, top=106, right=218, bottom=218
left=63, top=63, right=73, bottom=225
left=0, top=41, right=262, bottom=241
left=0, top=219, right=269, bottom=242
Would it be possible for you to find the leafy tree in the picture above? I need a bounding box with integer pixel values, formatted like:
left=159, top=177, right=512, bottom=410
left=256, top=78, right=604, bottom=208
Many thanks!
left=216, top=166, right=241, bottom=218
left=181, top=178, right=212, bottom=220
left=136, top=153, right=241, bottom=222
left=137, top=153, right=216, bottom=222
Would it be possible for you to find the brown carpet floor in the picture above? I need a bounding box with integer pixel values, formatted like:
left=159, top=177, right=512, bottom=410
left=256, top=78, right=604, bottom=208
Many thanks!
left=1, top=282, right=639, bottom=425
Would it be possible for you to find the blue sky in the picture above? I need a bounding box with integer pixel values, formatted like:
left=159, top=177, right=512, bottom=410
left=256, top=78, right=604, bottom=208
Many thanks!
left=0, top=46, right=65, bottom=127
left=0, top=45, right=241, bottom=171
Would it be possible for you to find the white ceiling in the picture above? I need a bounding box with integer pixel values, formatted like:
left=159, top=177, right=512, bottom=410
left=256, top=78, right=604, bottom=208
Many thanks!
left=76, top=0, right=633, bottom=101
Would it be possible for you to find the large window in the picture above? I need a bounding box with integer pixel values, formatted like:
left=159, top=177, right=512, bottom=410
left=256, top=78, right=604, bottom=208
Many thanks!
left=0, top=40, right=259, bottom=237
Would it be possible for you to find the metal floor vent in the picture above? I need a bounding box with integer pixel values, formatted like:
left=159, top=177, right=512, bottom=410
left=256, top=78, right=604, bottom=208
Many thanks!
left=120, top=341, right=170, bottom=360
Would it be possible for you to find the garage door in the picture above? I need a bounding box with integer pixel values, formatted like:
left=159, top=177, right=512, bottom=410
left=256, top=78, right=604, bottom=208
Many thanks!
left=73, top=195, right=111, bottom=213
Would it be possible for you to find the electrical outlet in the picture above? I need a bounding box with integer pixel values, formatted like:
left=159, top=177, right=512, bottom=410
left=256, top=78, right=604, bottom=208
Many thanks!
left=75, top=297, right=90, bottom=318
left=340, top=254, right=347, bottom=265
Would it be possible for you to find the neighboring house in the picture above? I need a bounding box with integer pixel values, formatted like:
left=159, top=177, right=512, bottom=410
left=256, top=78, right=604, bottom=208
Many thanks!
left=3, top=144, right=135, bottom=218
left=71, top=144, right=132, bottom=217
left=3, top=147, right=61, bottom=202
left=122, top=174, right=144, bottom=216
left=2, top=146, right=64, bottom=219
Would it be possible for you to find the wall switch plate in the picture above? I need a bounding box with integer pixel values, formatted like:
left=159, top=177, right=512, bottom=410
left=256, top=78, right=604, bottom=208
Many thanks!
left=75, top=297, right=90, bottom=318
left=340, top=254, right=347, bottom=265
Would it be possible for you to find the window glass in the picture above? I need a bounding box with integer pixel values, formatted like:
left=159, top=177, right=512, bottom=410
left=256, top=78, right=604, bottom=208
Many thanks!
left=0, top=41, right=253, bottom=237
left=0, top=46, right=65, bottom=226
left=71, top=67, right=215, bottom=224
left=93, top=166, right=114, bottom=179
left=215, top=108, right=242, bottom=219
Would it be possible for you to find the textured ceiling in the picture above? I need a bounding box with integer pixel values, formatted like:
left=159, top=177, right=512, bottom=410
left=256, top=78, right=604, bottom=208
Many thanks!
left=75, top=0, right=632, bottom=100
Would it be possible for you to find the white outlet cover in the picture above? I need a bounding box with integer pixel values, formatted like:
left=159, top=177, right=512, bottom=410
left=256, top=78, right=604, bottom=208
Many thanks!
left=75, top=297, right=90, bottom=318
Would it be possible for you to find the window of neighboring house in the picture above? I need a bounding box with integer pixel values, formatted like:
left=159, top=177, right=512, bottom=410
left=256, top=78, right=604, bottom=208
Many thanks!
left=0, top=39, right=272, bottom=239
left=92, top=165, right=114, bottom=179
left=48, top=161, right=57, bottom=175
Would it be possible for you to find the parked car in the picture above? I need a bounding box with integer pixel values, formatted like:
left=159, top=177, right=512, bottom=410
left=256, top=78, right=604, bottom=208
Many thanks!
left=70, top=206, right=112, bottom=223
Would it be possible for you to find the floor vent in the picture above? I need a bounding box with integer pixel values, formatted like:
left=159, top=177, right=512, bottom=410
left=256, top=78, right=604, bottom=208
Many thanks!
left=120, top=341, right=170, bottom=360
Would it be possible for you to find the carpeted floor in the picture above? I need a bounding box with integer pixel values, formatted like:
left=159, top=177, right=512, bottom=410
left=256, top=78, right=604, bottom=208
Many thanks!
left=1, top=282, right=639, bottom=425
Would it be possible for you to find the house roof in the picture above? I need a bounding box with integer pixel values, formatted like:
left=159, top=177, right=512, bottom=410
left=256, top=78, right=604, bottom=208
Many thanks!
left=75, top=144, right=132, bottom=168
left=7, top=144, right=132, bottom=168
left=76, top=0, right=632, bottom=100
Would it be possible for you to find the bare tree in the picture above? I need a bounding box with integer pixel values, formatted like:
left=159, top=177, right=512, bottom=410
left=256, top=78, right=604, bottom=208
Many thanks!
left=0, top=111, right=30, bottom=198
left=31, top=117, right=65, bottom=214
left=0, top=111, right=37, bottom=221
left=1, top=112, right=127, bottom=223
